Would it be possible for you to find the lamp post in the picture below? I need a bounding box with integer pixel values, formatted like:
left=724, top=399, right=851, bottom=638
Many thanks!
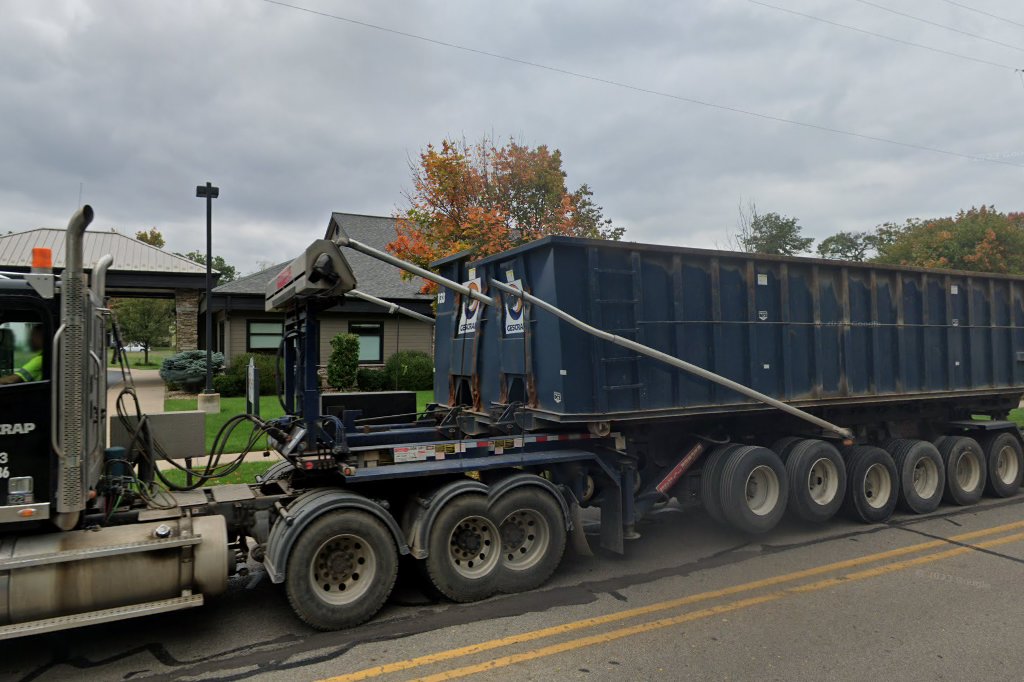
left=195, top=181, right=219, bottom=398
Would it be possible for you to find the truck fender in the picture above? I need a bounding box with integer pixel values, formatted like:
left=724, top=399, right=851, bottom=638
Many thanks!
left=404, top=479, right=488, bottom=560
left=263, top=488, right=409, bottom=584
left=486, top=472, right=573, bottom=532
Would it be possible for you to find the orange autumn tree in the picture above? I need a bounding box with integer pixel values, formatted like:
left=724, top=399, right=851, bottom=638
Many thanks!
left=388, top=137, right=624, bottom=291
left=872, top=206, right=1024, bottom=274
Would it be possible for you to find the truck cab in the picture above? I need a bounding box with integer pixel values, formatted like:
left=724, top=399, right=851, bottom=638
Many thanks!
left=0, top=269, right=58, bottom=524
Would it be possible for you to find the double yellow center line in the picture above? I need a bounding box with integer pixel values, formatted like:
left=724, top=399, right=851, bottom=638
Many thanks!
left=324, top=519, right=1024, bottom=682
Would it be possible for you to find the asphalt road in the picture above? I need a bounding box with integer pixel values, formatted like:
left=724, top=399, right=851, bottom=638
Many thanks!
left=5, top=495, right=1024, bottom=682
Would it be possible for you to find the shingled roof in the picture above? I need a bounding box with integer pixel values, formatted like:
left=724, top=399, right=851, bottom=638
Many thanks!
left=0, top=228, right=211, bottom=274
left=213, top=212, right=428, bottom=300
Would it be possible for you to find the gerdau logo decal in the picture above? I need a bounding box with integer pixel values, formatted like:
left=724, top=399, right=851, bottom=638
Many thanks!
left=458, top=278, right=482, bottom=335
left=504, top=279, right=524, bottom=335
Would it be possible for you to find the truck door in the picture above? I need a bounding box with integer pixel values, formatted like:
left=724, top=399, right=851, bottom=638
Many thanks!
left=0, top=300, right=54, bottom=515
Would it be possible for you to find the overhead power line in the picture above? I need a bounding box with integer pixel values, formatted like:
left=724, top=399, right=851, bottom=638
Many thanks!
left=750, top=0, right=1017, bottom=72
left=851, top=0, right=1024, bottom=53
left=939, top=0, right=1024, bottom=30
left=260, top=0, right=1024, bottom=169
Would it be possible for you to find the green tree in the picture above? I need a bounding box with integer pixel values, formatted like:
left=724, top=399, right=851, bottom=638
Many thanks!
left=817, top=231, right=872, bottom=261
left=872, top=206, right=1024, bottom=274
left=135, top=227, right=165, bottom=248
left=733, top=202, right=813, bottom=255
left=111, top=298, right=175, bottom=365
left=180, top=251, right=238, bottom=283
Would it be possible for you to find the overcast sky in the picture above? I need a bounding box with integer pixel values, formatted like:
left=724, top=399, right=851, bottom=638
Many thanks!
left=2, top=0, right=1022, bottom=274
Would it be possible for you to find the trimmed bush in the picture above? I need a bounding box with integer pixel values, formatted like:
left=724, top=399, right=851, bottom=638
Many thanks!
left=160, top=350, right=225, bottom=392
left=356, top=367, right=388, bottom=392
left=214, top=353, right=282, bottom=397
left=383, top=350, right=434, bottom=391
left=213, top=372, right=245, bottom=397
left=327, top=333, right=359, bottom=389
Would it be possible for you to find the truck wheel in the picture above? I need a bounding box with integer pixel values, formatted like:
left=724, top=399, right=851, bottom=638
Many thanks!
left=423, top=495, right=501, bottom=602
left=841, top=446, right=898, bottom=523
left=785, top=439, right=846, bottom=523
left=492, top=488, right=567, bottom=593
left=885, top=439, right=944, bottom=514
left=935, top=436, right=986, bottom=506
left=771, top=436, right=803, bottom=462
left=719, top=446, right=788, bottom=534
left=284, top=510, right=398, bottom=630
left=700, top=444, right=742, bottom=524
left=980, top=432, right=1024, bottom=498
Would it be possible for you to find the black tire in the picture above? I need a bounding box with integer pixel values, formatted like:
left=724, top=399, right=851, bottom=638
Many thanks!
left=841, top=446, right=898, bottom=523
left=491, top=487, right=567, bottom=593
left=935, top=436, right=986, bottom=506
left=258, top=460, right=295, bottom=483
left=719, top=445, right=788, bottom=534
left=785, top=439, right=846, bottom=523
left=771, top=436, right=804, bottom=462
left=980, top=432, right=1024, bottom=498
left=885, top=439, right=945, bottom=514
left=700, top=444, right=742, bottom=524
left=423, top=494, right=501, bottom=602
left=284, top=510, right=398, bottom=630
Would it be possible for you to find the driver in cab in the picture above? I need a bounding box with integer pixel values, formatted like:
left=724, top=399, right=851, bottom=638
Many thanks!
left=0, top=325, right=44, bottom=385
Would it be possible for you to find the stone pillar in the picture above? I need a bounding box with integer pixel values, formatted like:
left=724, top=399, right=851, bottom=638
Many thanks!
left=175, top=289, right=200, bottom=352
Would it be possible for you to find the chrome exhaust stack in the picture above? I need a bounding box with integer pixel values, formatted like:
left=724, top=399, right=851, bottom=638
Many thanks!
left=53, top=205, right=93, bottom=530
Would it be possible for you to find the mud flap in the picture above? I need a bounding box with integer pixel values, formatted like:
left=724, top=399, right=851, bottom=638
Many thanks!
left=567, top=498, right=593, bottom=557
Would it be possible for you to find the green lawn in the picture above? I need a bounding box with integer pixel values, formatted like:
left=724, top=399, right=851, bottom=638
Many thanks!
left=1010, top=409, right=1024, bottom=427
left=164, top=396, right=285, bottom=454
left=110, top=347, right=174, bottom=369
left=163, top=390, right=436, bottom=455
left=159, top=460, right=275, bottom=488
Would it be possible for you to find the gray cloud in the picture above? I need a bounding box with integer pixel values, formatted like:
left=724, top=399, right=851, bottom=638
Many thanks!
left=1, top=0, right=1021, bottom=274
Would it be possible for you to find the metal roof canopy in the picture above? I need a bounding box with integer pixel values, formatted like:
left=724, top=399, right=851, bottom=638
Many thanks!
left=0, top=228, right=214, bottom=294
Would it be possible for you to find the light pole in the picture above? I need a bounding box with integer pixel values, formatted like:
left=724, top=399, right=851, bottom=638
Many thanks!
left=195, top=181, right=219, bottom=396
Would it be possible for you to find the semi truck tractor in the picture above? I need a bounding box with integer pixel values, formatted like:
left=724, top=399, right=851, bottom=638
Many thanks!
left=0, top=206, right=1021, bottom=638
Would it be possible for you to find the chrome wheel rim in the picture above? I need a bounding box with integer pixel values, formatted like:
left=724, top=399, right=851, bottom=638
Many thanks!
left=500, top=508, right=551, bottom=571
left=911, top=457, right=941, bottom=498
left=448, top=515, right=499, bottom=579
left=309, top=533, right=376, bottom=605
left=863, top=463, right=892, bottom=509
left=807, top=457, right=840, bottom=505
left=745, top=465, right=781, bottom=516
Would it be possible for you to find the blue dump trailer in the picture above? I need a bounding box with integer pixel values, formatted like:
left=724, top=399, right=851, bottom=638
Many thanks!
left=434, top=236, right=1024, bottom=429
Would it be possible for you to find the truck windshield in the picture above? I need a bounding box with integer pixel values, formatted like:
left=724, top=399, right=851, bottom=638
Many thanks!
left=0, top=316, right=46, bottom=385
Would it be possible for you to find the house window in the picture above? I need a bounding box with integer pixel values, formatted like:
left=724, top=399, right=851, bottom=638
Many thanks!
left=247, top=320, right=283, bottom=351
left=350, top=322, right=384, bottom=364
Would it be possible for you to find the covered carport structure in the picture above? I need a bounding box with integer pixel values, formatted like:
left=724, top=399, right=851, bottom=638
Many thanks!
left=0, top=228, right=215, bottom=351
